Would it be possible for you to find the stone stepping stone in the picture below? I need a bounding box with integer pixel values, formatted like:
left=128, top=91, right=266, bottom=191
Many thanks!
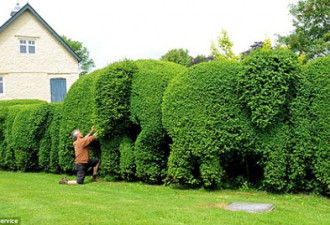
left=225, top=202, right=274, bottom=213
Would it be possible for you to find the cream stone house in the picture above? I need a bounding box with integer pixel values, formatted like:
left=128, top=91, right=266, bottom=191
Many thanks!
left=0, top=3, right=81, bottom=102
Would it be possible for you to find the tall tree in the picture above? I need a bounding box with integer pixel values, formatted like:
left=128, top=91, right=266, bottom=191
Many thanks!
left=62, top=35, right=95, bottom=76
left=160, top=48, right=193, bottom=67
left=210, top=29, right=239, bottom=61
left=278, top=0, right=330, bottom=61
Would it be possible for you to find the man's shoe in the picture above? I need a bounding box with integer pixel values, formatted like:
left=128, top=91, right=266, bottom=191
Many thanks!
left=59, top=177, right=68, bottom=184
left=91, top=175, right=99, bottom=182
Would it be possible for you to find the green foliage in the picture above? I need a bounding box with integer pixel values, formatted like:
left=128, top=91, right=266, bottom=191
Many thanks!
left=59, top=70, right=101, bottom=173
left=11, top=104, right=49, bottom=172
left=119, top=136, right=136, bottom=181
left=278, top=0, right=330, bottom=61
left=257, top=123, right=292, bottom=192
left=161, top=48, right=193, bottom=67
left=94, top=60, right=137, bottom=137
left=0, top=99, right=46, bottom=107
left=62, top=35, right=95, bottom=76
left=290, top=55, right=330, bottom=194
left=163, top=61, right=255, bottom=188
left=211, top=30, right=239, bottom=61
left=238, top=48, right=300, bottom=129
left=0, top=107, right=8, bottom=169
left=130, top=60, right=186, bottom=183
left=2, top=106, right=25, bottom=170
left=99, top=136, right=122, bottom=181
left=39, top=103, right=63, bottom=173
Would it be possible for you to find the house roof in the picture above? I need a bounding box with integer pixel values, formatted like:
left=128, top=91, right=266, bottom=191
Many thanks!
left=0, top=3, right=81, bottom=62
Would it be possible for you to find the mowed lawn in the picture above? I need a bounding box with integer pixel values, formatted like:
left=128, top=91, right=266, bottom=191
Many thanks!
left=0, top=171, right=329, bottom=225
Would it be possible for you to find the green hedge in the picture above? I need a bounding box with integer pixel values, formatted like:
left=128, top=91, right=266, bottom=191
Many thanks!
left=94, top=60, right=137, bottom=137
left=238, top=49, right=300, bottom=129
left=59, top=70, right=102, bottom=173
left=11, top=104, right=49, bottom=171
left=99, top=136, right=122, bottom=181
left=0, top=99, right=46, bottom=107
left=1, top=105, right=27, bottom=170
left=119, top=136, right=135, bottom=181
left=93, top=60, right=137, bottom=180
left=39, top=103, right=63, bottom=173
left=0, top=107, right=8, bottom=169
left=163, top=61, right=255, bottom=188
left=130, top=60, right=186, bottom=183
left=290, top=55, right=330, bottom=194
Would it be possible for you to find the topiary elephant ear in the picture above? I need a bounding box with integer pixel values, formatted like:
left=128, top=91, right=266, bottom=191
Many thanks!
left=238, top=48, right=300, bottom=129
left=94, top=60, right=137, bottom=138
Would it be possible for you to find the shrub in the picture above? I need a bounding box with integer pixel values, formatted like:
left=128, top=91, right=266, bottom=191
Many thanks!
left=59, top=70, right=102, bottom=173
left=290, top=55, right=330, bottom=194
left=99, top=136, right=122, bottom=181
left=0, top=107, right=8, bottom=169
left=2, top=105, right=27, bottom=170
left=0, top=99, right=48, bottom=169
left=0, top=99, right=46, bottom=107
left=39, top=103, right=63, bottom=173
left=130, top=60, right=186, bottom=183
left=163, top=61, right=255, bottom=188
left=11, top=104, right=49, bottom=171
left=119, top=136, right=135, bottom=181
left=49, top=103, right=63, bottom=173
left=238, top=48, right=300, bottom=129
left=257, top=123, right=292, bottom=192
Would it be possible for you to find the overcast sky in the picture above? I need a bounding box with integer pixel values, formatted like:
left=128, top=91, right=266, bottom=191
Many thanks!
left=1, top=0, right=298, bottom=69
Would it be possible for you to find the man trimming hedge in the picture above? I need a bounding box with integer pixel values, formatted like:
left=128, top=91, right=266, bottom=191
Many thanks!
left=59, top=126, right=100, bottom=185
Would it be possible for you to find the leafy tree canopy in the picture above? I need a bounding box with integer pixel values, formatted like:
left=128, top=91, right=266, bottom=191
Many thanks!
left=210, top=29, right=239, bottom=61
left=278, top=0, right=330, bottom=62
left=160, top=48, right=193, bottom=67
left=62, top=35, right=95, bottom=76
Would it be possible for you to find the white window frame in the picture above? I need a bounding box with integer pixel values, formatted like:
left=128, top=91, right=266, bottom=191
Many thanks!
left=19, top=39, right=36, bottom=54
left=0, top=76, right=4, bottom=95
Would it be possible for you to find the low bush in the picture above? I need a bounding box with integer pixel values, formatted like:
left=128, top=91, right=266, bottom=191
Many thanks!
left=99, top=136, right=122, bottom=181
left=39, top=103, right=63, bottom=173
left=11, top=103, right=49, bottom=171
left=0, top=107, right=8, bottom=169
left=130, top=60, right=186, bottom=183
left=1, top=105, right=27, bottom=170
left=119, top=136, right=135, bottom=181
left=0, top=99, right=46, bottom=107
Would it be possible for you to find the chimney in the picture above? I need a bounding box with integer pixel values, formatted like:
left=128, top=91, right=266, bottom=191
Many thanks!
left=10, top=1, right=21, bottom=17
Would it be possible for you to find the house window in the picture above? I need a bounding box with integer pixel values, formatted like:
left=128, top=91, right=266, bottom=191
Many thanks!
left=20, top=40, right=36, bottom=54
left=0, top=77, right=4, bottom=94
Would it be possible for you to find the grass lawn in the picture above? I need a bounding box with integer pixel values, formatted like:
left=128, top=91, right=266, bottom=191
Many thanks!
left=0, top=171, right=329, bottom=225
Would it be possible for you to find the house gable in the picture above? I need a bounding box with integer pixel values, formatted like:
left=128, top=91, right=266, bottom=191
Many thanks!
left=0, top=3, right=81, bottom=74
left=0, top=3, right=81, bottom=62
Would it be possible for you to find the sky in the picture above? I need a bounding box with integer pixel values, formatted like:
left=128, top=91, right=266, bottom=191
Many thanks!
left=0, top=0, right=298, bottom=69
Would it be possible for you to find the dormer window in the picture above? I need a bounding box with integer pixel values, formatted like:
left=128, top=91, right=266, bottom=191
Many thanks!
left=20, top=40, right=35, bottom=54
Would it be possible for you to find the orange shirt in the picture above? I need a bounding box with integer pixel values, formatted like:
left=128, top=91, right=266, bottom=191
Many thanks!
left=74, top=135, right=95, bottom=164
